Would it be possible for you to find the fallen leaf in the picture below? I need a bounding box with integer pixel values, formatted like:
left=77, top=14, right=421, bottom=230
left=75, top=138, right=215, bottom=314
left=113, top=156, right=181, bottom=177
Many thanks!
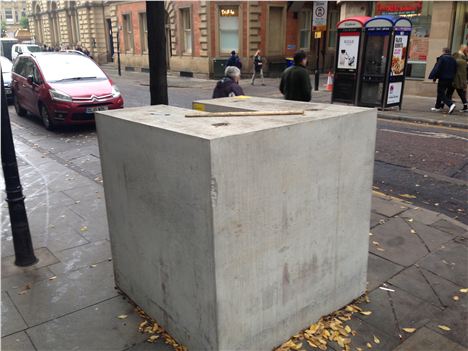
left=453, top=295, right=459, bottom=301
left=460, top=288, right=468, bottom=293
left=372, top=241, right=380, bottom=246
left=402, top=328, right=416, bottom=333
left=410, top=229, right=416, bottom=234
left=80, top=226, right=88, bottom=232
left=117, top=314, right=128, bottom=319
left=438, top=325, right=451, bottom=331
left=49, top=276, right=57, bottom=280
left=344, top=325, right=351, bottom=333
left=373, top=335, right=380, bottom=344
left=366, top=342, right=372, bottom=348
left=360, top=311, right=372, bottom=316
left=90, top=264, right=97, bottom=268
left=147, top=335, right=159, bottom=343
left=376, top=247, right=385, bottom=252
left=400, top=194, right=416, bottom=199
left=139, top=321, right=148, bottom=330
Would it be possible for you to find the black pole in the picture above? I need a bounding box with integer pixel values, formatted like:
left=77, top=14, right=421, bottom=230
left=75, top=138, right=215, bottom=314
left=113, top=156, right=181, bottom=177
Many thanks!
left=146, top=1, right=168, bottom=105
left=1, top=75, right=37, bottom=267
left=314, top=36, right=320, bottom=91
left=116, top=29, right=121, bottom=76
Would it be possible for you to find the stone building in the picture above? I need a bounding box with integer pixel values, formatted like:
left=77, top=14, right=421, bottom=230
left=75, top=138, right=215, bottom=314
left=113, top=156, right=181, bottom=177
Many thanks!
left=1, top=0, right=28, bottom=38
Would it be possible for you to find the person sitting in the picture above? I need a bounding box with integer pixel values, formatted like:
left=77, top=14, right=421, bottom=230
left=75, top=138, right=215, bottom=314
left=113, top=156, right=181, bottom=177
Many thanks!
left=212, top=66, right=245, bottom=98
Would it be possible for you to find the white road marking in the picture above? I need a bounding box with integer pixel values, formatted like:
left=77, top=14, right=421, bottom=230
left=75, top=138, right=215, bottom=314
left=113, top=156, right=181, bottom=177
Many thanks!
left=379, top=128, right=468, bottom=142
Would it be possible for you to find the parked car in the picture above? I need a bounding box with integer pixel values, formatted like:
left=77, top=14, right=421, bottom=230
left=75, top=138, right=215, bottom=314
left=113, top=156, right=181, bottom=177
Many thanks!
left=1, top=56, right=13, bottom=101
left=11, top=44, right=42, bottom=61
left=60, top=49, right=88, bottom=57
left=11, top=52, right=124, bottom=130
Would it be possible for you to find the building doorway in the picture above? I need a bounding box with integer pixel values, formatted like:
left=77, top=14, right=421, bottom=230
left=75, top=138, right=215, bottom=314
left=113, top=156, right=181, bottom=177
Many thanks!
left=106, top=18, right=114, bottom=63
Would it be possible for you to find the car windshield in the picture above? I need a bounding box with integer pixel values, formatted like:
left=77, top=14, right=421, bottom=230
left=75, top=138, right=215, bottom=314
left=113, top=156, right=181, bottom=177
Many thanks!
left=0, top=56, right=13, bottom=72
left=36, top=54, right=107, bottom=82
left=27, top=46, right=41, bottom=52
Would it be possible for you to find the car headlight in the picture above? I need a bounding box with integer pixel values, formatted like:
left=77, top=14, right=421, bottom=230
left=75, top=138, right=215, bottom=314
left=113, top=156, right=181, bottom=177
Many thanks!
left=111, top=85, right=121, bottom=98
left=50, top=89, right=72, bottom=102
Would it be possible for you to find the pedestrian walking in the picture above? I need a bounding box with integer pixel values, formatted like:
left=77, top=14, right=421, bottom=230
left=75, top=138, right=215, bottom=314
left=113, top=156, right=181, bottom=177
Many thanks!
left=447, top=44, right=467, bottom=112
left=428, top=47, right=458, bottom=114
left=251, top=50, right=265, bottom=86
left=279, top=50, right=311, bottom=102
left=226, top=50, right=242, bottom=70
left=212, top=66, right=245, bottom=98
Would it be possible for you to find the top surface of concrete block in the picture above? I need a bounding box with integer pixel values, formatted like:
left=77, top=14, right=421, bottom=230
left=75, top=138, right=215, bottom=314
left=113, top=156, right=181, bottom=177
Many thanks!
left=96, top=100, right=373, bottom=141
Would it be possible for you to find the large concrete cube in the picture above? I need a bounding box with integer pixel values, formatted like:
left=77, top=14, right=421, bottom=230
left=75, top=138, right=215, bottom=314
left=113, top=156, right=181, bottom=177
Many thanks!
left=96, top=102, right=376, bottom=351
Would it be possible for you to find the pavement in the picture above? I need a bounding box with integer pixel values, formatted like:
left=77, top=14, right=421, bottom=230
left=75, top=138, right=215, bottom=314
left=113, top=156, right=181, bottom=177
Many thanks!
left=1, top=128, right=467, bottom=350
left=102, top=63, right=468, bottom=129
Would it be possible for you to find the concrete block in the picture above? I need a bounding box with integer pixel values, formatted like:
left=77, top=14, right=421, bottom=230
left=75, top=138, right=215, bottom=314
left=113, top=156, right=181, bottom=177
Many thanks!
left=96, top=102, right=376, bottom=350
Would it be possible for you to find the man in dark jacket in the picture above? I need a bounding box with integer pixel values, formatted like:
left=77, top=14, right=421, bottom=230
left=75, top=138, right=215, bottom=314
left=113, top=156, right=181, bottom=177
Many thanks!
left=429, top=48, right=458, bottom=114
left=279, top=51, right=312, bottom=102
left=212, top=66, right=245, bottom=98
left=226, top=50, right=242, bottom=69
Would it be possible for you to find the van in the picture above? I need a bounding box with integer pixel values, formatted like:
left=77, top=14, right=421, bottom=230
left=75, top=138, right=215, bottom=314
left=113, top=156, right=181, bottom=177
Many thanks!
left=0, top=38, right=18, bottom=60
left=11, top=44, right=42, bottom=61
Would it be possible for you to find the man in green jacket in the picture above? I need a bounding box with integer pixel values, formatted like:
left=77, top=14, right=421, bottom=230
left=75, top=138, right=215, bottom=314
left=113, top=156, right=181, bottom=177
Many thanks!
left=279, top=50, right=312, bottom=102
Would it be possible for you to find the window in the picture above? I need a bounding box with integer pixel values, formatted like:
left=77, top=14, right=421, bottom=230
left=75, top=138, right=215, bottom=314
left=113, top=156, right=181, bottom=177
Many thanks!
left=268, top=6, right=284, bottom=55
left=298, top=10, right=311, bottom=50
left=13, top=58, right=26, bottom=76
left=122, top=14, right=134, bottom=52
left=180, top=8, right=192, bottom=54
left=5, top=8, right=13, bottom=22
left=139, top=12, right=148, bottom=53
left=327, top=10, right=339, bottom=48
left=219, top=6, right=239, bottom=54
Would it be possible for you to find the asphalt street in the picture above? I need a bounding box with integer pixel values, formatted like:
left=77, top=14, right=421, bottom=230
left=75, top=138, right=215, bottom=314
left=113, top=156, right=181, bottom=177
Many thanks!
left=6, top=71, right=468, bottom=224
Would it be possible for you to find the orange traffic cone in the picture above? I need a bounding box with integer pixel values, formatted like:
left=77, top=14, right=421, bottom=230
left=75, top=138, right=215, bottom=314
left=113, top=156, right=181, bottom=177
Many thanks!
left=326, top=71, right=333, bottom=92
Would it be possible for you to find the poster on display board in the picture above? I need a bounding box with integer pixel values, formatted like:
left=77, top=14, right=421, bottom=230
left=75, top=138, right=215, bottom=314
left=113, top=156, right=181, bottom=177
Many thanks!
left=387, top=82, right=402, bottom=104
left=337, top=34, right=359, bottom=70
left=391, top=35, right=408, bottom=76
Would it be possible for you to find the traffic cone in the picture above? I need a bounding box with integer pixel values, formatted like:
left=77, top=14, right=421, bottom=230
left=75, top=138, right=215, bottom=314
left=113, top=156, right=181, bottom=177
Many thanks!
left=326, top=71, right=333, bottom=92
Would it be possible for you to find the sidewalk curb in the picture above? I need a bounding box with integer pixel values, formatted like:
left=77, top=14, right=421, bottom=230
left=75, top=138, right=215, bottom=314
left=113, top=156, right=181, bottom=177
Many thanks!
left=378, top=112, right=468, bottom=129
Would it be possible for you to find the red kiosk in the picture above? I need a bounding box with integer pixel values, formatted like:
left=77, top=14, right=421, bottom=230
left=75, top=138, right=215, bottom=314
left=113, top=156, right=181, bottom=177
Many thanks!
left=331, top=16, right=370, bottom=105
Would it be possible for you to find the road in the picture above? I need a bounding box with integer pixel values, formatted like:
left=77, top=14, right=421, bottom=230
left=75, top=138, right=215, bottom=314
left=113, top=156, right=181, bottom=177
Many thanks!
left=6, top=69, right=468, bottom=224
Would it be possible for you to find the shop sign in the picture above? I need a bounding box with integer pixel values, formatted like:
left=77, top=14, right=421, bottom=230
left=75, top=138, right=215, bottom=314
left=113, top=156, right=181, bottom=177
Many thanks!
left=337, top=33, right=359, bottom=70
left=375, top=1, right=422, bottom=17
left=313, top=1, right=327, bottom=32
left=391, top=35, right=408, bottom=76
left=220, top=7, right=238, bottom=17
left=387, top=82, right=402, bottom=104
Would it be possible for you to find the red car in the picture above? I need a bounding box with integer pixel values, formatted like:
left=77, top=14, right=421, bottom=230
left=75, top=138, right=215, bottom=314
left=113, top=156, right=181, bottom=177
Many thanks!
left=11, top=52, right=123, bottom=130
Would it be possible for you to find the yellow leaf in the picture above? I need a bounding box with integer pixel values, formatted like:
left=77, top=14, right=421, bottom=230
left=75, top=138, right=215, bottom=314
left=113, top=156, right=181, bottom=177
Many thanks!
left=453, top=295, right=459, bottom=301
left=147, top=335, right=159, bottom=343
left=306, top=340, right=318, bottom=349
left=400, top=194, right=416, bottom=199
left=402, top=328, right=416, bottom=333
left=438, top=325, right=451, bottom=331
left=366, top=342, right=372, bottom=348
left=459, top=288, right=468, bottom=293
left=345, top=325, right=351, bottom=333
left=138, top=321, right=148, bottom=330
left=49, top=276, right=57, bottom=280
left=357, top=348, right=363, bottom=351
left=308, top=323, right=320, bottom=334
left=377, top=247, right=385, bottom=252
left=360, top=311, right=372, bottom=316
left=410, top=229, right=416, bottom=234
left=373, top=335, right=380, bottom=344
left=80, top=226, right=88, bottom=232
left=117, top=314, right=128, bottom=319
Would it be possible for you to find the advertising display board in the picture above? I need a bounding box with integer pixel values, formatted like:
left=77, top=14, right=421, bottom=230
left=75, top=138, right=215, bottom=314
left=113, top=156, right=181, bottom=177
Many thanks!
left=390, top=34, right=408, bottom=76
left=387, top=82, right=402, bottom=104
left=337, top=34, right=360, bottom=70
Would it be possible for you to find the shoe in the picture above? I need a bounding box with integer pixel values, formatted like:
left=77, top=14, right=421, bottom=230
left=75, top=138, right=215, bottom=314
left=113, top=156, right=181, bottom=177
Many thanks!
left=431, top=107, right=441, bottom=112
left=448, top=104, right=456, bottom=114
left=261, top=83, right=266, bottom=86
left=460, top=105, right=468, bottom=112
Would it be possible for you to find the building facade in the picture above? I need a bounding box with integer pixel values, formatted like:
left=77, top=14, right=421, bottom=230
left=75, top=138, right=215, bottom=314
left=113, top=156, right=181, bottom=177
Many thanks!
left=1, top=0, right=28, bottom=38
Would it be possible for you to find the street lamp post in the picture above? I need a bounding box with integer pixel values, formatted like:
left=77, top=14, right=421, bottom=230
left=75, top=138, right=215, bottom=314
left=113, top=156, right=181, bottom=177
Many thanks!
left=116, top=27, right=121, bottom=76
left=1, top=75, right=37, bottom=267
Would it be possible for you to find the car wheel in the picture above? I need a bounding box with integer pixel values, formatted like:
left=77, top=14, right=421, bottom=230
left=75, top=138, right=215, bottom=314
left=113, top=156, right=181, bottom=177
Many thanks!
left=14, top=94, right=27, bottom=117
left=40, top=104, right=55, bottom=131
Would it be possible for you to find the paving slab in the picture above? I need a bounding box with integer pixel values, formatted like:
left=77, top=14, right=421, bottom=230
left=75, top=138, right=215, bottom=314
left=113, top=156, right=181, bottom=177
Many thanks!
left=356, top=287, right=442, bottom=341
left=418, top=241, right=468, bottom=287
left=410, top=220, right=455, bottom=252
left=400, top=207, right=440, bottom=225
left=367, top=253, right=404, bottom=292
left=369, top=217, right=429, bottom=267
left=49, top=239, right=111, bottom=275
left=1, top=331, right=36, bottom=351
left=370, top=212, right=387, bottom=228
left=389, top=266, right=463, bottom=308
left=432, top=219, right=468, bottom=238
left=1, top=292, right=28, bottom=337
left=26, top=296, right=147, bottom=351
left=1, top=247, right=59, bottom=278
left=393, top=326, right=466, bottom=351
left=1, top=266, right=55, bottom=292
left=8, top=261, right=117, bottom=326
left=372, top=197, right=408, bottom=217
left=426, top=304, right=468, bottom=347
left=124, top=341, right=179, bottom=351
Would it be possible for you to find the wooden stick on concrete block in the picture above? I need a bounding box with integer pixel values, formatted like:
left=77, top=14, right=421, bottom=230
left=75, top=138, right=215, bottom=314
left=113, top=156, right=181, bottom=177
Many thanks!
left=185, top=110, right=305, bottom=118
